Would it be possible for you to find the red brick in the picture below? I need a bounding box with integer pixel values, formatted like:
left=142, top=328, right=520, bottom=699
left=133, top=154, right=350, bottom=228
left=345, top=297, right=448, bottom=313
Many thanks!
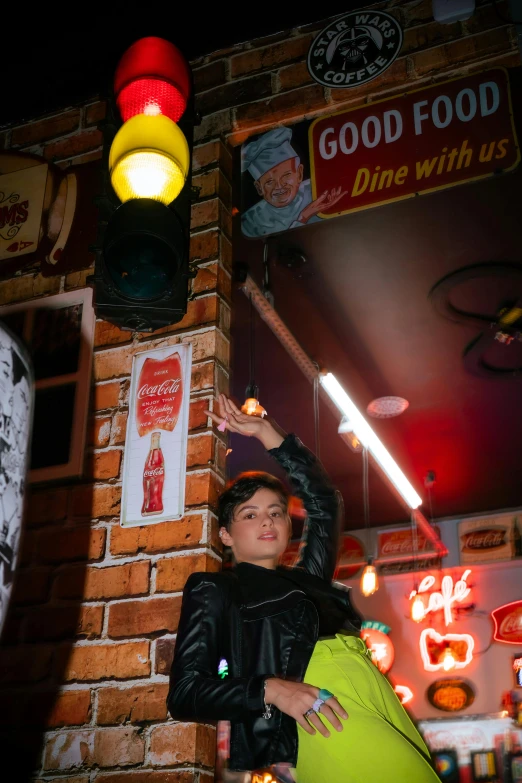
left=89, top=416, right=112, bottom=447
left=231, top=34, right=312, bottom=77
left=185, top=470, right=222, bottom=508
left=64, top=267, right=94, bottom=290
left=23, top=604, right=102, bottom=641
left=71, top=485, right=121, bottom=518
left=193, top=108, right=232, bottom=144
left=37, top=778, right=89, bottom=783
left=108, top=596, right=182, bottom=638
left=12, top=567, right=52, bottom=604
left=193, top=139, right=232, bottom=179
left=186, top=433, right=213, bottom=468
left=149, top=723, right=215, bottom=766
left=95, top=319, right=132, bottom=347
left=155, top=637, right=176, bottom=675
left=97, top=683, right=168, bottom=725
left=197, top=72, right=272, bottom=114
left=156, top=552, right=219, bottom=593
left=411, top=27, right=514, bottom=77
left=191, top=263, right=218, bottom=296
left=190, top=228, right=219, bottom=262
left=54, top=561, right=150, bottom=600
left=0, top=645, right=53, bottom=683
left=330, top=57, right=409, bottom=105
left=86, top=450, right=122, bottom=480
left=110, top=514, right=204, bottom=556
left=165, top=294, right=218, bottom=332
left=46, top=690, right=92, bottom=728
left=86, top=100, right=107, bottom=125
left=278, top=61, right=314, bottom=91
left=95, top=772, right=198, bottom=783
left=189, top=398, right=211, bottom=431
left=38, top=527, right=106, bottom=564
left=94, top=382, right=121, bottom=410
left=194, top=59, right=227, bottom=92
left=234, top=84, right=326, bottom=133
left=93, top=727, right=145, bottom=767
left=43, top=729, right=94, bottom=771
left=192, top=170, right=232, bottom=204
left=190, top=361, right=214, bottom=392
left=402, top=19, right=461, bottom=55
left=110, top=412, right=128, bottom=445
left=0, top=273, right=61, bottom=305
left=11, top=109, right=80, bottom=146
left=44, top=129, right=103, bottom=161
left=94, top=347, right=133, bottom=381
left=60, top=641, right=151, bottom=681
left=27, top=488, right=68, bottom=526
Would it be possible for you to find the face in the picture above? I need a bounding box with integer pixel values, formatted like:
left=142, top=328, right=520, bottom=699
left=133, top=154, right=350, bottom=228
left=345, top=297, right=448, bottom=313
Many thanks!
left=220, top=487, right=291, bottom=567
left=255, top=158, right=304, bottom=208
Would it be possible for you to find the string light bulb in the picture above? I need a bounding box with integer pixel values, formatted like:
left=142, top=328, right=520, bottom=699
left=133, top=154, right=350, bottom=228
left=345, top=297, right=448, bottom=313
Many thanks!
left=241, top=396, right=267, bottom=418
left=361, top=559, right=379, bottom=597
left=411, top=593, right=425, bottom=623
left=441, top=647, right=457, bottom=672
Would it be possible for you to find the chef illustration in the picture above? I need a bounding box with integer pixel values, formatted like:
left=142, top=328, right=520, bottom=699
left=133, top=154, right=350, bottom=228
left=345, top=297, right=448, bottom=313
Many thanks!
left=241, top=127, right=345, bottom=238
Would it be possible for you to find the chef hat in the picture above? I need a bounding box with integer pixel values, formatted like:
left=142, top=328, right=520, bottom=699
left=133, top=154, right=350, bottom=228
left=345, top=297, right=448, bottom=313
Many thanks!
left=242, top=127, right=299, bottom=180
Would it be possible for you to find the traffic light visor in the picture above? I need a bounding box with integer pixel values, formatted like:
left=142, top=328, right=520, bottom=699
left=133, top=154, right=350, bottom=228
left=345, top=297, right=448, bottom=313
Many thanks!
left=109, top=114, right=189, bottom=204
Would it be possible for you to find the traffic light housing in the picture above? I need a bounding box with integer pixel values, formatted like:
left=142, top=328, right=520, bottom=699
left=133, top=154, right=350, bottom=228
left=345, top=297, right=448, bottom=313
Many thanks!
left=92, top=37, right=195, bottom=332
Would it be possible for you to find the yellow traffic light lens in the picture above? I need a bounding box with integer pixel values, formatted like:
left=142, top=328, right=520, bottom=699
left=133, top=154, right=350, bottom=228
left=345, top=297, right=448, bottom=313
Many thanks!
left=109, top=114, right=189, bottom=205
left=112, top=150, right=185, bottom=203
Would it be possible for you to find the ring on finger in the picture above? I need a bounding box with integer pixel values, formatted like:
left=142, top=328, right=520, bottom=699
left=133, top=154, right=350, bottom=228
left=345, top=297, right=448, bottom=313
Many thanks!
left=312, top=698, right=325, bottom=712
left=304, top=708, right=315, bottom=717
left=318, top=689, right=335, bottom=701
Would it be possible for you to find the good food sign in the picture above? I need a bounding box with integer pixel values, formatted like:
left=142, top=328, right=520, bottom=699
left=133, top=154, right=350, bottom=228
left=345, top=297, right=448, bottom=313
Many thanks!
left=240, top=68, right=519, bottom=239
left=120, top=344, right=192, bottom=527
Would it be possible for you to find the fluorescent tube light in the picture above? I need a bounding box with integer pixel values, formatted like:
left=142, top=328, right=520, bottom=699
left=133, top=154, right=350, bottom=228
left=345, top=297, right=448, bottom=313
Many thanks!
left=320, top=372, right=422, bottom=509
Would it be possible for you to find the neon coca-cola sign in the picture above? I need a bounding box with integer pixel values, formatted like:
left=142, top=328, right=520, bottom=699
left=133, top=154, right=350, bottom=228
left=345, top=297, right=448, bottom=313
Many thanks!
left=491, top=600, right=522, bottom=645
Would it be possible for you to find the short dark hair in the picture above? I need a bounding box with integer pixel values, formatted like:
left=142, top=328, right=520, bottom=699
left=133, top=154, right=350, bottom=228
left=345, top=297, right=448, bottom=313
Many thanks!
left=218, top=471, right=290, bottom=531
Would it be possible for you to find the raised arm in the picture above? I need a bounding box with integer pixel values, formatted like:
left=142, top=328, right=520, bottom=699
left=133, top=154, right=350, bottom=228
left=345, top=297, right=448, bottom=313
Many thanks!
left=269, top=434, right=342, bottom=581
left=168, top=572, right=268, bottom=722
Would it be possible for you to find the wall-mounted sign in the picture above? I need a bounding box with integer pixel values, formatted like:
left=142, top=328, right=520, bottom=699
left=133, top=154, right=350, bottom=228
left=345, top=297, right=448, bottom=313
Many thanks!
left=240, top=68, right=519, bottom=239
left=0, top=152, right=98, bottom=280
left=377, top=524, right=441, bottom=575
left=420, top=628, right=475, bottom=673
left=307, top=10, right=403, bottom=89
left=491, top=600, right=522, bottom=645
left=120, top=344, right=192, bottom=527
left=409, top=570, right=472, bottom=626
left=360, top=620, right=394, bottom=673
left=335, top=533, right=365, bottom=578
left=0, top=321, right=33, bottom=639
left=427, top=679, right=475, bottom=712
left=459, top=513, right=517, bottom=564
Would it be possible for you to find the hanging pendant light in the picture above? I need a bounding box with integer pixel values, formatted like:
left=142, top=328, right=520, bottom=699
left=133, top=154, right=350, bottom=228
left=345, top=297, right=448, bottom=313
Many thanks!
left=441, top=647, right=457, bottom=672
left=361, top=558, right=379, bottom=597
left=411, top=593, right=425, bottom=623
left=360, top=448, right=379, bottom=596
left=241, top=294, right=266, bottom=418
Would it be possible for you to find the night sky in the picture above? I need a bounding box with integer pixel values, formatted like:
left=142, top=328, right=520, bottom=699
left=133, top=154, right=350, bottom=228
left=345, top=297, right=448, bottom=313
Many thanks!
left=1, top=4, right=375, bottom=125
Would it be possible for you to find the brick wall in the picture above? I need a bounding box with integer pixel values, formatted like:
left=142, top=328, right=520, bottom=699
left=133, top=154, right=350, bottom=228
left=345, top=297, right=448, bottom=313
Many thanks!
left=0, top=2, right=519, bottom=781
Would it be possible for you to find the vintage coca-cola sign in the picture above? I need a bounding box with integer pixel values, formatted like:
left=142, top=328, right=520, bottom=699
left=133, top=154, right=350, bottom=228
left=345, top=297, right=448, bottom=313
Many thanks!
left=459, top=514, right=515, bottom=564
left=121, top=344, right=192, bottom=528
left=492, top=601, right=522, bottom=645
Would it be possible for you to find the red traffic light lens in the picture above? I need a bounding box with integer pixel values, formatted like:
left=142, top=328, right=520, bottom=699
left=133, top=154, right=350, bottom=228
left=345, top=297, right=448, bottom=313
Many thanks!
left=115, top=37, right=191, bottom=122
left=117, top=77, right=187, bottom=123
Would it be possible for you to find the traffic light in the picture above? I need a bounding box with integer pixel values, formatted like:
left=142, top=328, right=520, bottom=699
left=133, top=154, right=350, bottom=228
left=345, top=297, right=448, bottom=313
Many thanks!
left=92, top=37, right=195, bottom=332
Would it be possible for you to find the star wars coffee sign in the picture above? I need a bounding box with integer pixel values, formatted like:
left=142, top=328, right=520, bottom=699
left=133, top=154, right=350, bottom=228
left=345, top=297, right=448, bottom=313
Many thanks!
left=310, top=68, right=519, bottom=219
left=307, top=10, right=403, bottom=89
left=120, top=343, right=192, bottom=527
left=0, top=322, right=34, bottom=639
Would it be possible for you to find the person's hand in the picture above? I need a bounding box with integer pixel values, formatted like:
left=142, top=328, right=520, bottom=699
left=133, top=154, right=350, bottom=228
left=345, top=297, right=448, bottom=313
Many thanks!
left=205, top=394, right=285, bottom=450
left=298, top=186, right=347, bottom=223
left=264, top=677, right=348, bottom=737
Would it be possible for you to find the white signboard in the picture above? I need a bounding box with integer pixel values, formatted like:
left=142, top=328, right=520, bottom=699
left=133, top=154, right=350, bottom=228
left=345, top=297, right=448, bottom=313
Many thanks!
left=0, top=163, right=48, bottom=261
left=120, top=343, right=192, bottom=527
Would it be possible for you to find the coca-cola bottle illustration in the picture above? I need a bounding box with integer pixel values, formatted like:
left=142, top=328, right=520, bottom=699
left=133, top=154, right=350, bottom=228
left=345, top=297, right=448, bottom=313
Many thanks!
left=142, top=432, right=165, bottom=516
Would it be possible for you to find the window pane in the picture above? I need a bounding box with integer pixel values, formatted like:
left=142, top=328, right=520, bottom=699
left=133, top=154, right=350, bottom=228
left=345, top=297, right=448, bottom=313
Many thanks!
left=31, top=384, right=76, bottom=470
left=31, top=304, right=83, bottom=381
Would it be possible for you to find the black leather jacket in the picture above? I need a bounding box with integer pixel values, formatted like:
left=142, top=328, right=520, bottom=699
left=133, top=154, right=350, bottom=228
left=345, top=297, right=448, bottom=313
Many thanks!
left=167, top=434, right=362, bottom=771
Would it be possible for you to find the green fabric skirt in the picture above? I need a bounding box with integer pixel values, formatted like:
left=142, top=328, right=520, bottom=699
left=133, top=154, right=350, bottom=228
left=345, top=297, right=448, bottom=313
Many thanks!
left=293, top=634, right=440, bottom=783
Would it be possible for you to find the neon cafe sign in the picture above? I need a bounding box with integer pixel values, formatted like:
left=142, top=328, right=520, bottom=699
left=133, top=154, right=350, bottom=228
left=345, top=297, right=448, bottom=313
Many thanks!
left=409, top=570, right=475, bottom=672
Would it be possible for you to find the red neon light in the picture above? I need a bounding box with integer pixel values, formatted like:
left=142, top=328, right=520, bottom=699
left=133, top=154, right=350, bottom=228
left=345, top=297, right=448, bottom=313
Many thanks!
left=419, top=628, right=475, bottom=672
left=394, top=685, right=414, bottom=705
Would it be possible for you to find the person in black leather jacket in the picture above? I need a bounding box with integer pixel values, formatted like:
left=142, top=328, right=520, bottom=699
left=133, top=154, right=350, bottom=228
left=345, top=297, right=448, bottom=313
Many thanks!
left=168, top=395, right=438, bottom=782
